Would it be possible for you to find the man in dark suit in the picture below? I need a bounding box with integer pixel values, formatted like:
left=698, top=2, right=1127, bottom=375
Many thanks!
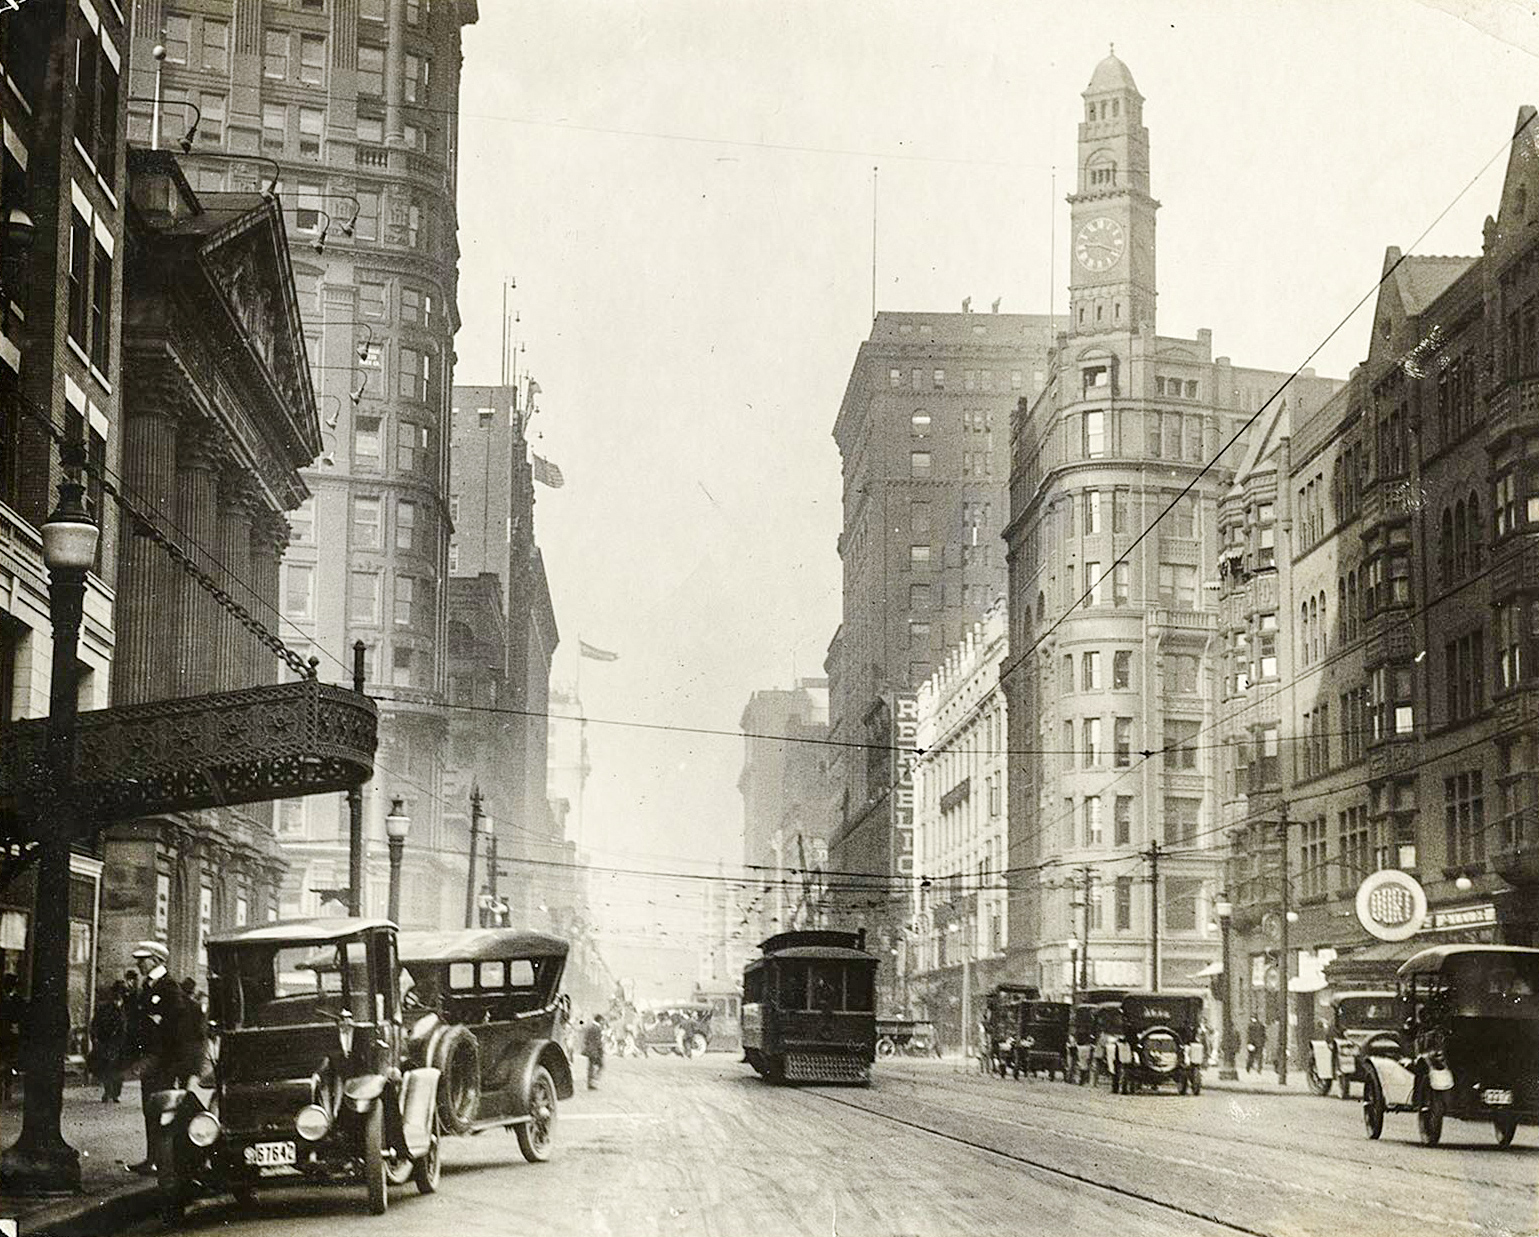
left=125, top=941, right=185, bottom=1175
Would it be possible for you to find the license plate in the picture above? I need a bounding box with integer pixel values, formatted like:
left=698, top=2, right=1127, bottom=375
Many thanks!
left=1482, top=1088, right=1514, bottom=1107
left=243, top=1141, right=296, bottom=1167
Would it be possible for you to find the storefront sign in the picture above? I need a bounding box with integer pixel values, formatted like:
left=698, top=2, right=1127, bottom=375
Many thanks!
left=1355, top=869, right=1427, bottom=942
left=1427, top=902, right=1495, bottom=932
left=892, top=694, right=919, bottom=876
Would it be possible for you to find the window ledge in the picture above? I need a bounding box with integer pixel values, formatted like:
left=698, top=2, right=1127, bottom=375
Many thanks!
left=73, top=138, right=97, bottom=178
left=66, top=337, right=91, bottom=369
left=89, top=363, right=112, bottom=395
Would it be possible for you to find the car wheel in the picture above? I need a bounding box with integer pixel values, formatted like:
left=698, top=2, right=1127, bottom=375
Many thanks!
left=155, top=1130, right=186, bottom=1227
left=1494, top=1114, right=1518, bottom=1148
left=1418, top=1089, right=1445, bottom=1148
left=1338, top=1074, right=1354, bottom=1100
left=876, top=1037, right=896, bottom=1059
left=413, top=1134, right=441, bottom=1194
left=1363, top=1074, right=1385, bottom=1140
left=434, top=1025, right=481, bottom=1136
left=363, top=1101, right=388, bottom=1215
left=516, top=1066, right=557, bottom=1163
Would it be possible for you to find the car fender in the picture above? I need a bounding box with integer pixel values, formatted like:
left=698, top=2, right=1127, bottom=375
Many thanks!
left=517, top=1040, right=575, bottom=1108
left=399, top=1067, right=439, bottom=1158
left=148, top=1087, right=199, bottom=1127
left=343, top=1073, right=388, bottom=1112
left=1365, top=1055, right=1416, bottom=1107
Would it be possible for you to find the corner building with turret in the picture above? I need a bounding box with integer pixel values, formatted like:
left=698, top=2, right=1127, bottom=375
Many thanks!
left=1002, top=53, right=1342, bottom=997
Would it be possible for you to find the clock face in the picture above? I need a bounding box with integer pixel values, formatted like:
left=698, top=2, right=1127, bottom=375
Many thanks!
left=1075, top=216, right=1126, bottom=273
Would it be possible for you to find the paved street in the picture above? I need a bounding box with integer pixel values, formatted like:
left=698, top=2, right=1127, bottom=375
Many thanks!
left=116, top=1055, right=1539, bottom=1237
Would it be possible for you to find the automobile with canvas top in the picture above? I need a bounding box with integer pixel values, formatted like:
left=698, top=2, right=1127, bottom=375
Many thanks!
left=396, top=928, right=575, bottom=1162
left=150, top=919, right=442, bottom=1224
left=1307, top=989, right=1399, bottom=1099
left=982, top=983, right=1039, bottom=1077
left=1011, top=1000, right=1070, bottom=1079
left=1360, top=945, right=1539, bottom=1147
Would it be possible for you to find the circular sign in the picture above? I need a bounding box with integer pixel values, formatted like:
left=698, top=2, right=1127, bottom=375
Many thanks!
left=1355, top=870, right=1427, bottom=942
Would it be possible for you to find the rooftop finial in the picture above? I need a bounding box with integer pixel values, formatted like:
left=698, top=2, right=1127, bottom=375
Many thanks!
left=1109, top=42, right=1115, bottom=56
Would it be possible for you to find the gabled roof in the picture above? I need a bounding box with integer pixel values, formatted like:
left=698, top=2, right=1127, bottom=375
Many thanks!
left=1390, top=254, right=1476, bottom=317
left=1231, top=389, right=1291, bottom=487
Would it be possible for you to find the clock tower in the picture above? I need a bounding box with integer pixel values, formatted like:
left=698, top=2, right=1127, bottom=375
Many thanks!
left=1068, top=50, right=1158, bottom=337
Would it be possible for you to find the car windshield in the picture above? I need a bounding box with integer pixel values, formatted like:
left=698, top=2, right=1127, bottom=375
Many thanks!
left=1335, top=996, right=1397, bottom=1028
left=1445, top=953, right=1539, bottom=1017
left=214, top=939, right=373, bottom=1029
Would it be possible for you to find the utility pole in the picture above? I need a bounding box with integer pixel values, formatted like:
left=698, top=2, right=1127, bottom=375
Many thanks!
left=487, top=823, right=500, bottom=924
left=1078, top=864, right=1095, bottom=992
left=1277, top=800, right=1291, bottom=1086
left=347, top=640, right=366, bottom=916
left=1147, top=841, right=1161, bottom=992
left=464, top=785, right=483, bottom=928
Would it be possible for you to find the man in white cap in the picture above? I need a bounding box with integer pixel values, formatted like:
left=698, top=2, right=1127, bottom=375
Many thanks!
left=126, top=940, right=180, bottom=1175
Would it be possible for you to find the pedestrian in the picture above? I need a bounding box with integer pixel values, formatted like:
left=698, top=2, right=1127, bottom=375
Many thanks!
left=125, top=940, right=187, bottom=1175
left=0, top=972, right=22, bottom=1105
left=582, top=1014, right=606, bottom=1090
left=89, top=982, right=130, bottom=1102
left=1245, top=1014, right=1267, bottom=1075
left=175, top=977, right=210, bottom=1087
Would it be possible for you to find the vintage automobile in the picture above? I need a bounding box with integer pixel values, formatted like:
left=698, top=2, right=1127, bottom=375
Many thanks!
left=983, top=983, right=1039, bottom=1077
left=1011, top=1001, right=1070, bottom=1079
left=1306, top=990, right=1399, bottom=1099
left=1108, top=993, right=1205, bottom=1095
left=152, top=919, right=441, bottom=1224
left=397, top=928, right=575, bottom=1162
left=637, top=1002, right=714, bottom=1057
left=1064, top=1000, right=1123, bottom=1085
left=1361, top=945, right=1539, bottom=1147
left=875, top=1018, right=940, bottom=1058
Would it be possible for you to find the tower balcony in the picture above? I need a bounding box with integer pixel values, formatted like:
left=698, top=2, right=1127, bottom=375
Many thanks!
left=1487, top=378, right=1539, bottom=444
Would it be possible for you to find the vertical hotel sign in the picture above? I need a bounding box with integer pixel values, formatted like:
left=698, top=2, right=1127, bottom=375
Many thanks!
left=892, top=694, right=919, bottom=876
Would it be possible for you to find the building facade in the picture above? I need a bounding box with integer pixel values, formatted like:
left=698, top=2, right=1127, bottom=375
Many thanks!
left=1215, top=106, right=1539, bottom=1065
left=129, top=0, right=479, bottom=927
left=738, top=678, right=834, bottom=944
left=1002, top=53, right=1341, bottom=999
left=828, top=309, right=1061, bottom=1008
left=0, top=0, right=128, bottom=1036
left=911, top=601, right=1008, bottom=1040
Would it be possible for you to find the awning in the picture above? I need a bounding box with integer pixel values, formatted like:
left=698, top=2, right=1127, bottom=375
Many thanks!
left=1189, top=961, right=1224, bottom=979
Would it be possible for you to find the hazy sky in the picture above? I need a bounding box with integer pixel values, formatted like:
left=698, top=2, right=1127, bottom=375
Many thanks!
left=451, top=0, right=1539, bottom=952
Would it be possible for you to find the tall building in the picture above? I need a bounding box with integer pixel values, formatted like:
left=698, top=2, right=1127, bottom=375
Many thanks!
left=738, top=678, right=834, bottom=943
left=1002, top=53, right=1341, bottom=998
left=911, top=601, right=1009, bottom=1039
left=828, top=310, right=1061, bottom=1008
left=450, top=381, right=559, bottom=931
left=0, top=0, right=128, bottom=1030
left=1215, top=106, right=1539, bottom=1063
left=128, top=0, right=480, bottom=926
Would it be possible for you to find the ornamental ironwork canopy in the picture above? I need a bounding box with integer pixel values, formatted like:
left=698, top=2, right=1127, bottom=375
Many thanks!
left=0, top=679, right=376, bottom=842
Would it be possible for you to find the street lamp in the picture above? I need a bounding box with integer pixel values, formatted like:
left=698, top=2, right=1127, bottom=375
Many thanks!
left=1, top=457, right=100, bottom=1194
left=385, top=797, right=410, bottom=925
left=1215, top=898, right=1238, bottom=1081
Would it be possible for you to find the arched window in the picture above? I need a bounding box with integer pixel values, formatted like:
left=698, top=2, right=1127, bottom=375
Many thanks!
left=1347, top=570, right=1359, bottom=639
left=1318, top=591, right=1327, bottom=659
left=1468, top=492, right=1483, bottom=570
left=1338, top=577, right=1347, bottom=643
left=1309, top=597, right=1319, bottom=663
left=1454, top=498, right=1468, bottom=578
left=1302, top=601, right=1311, bottom=664
left=1440, top=507, right=1454, bottom=586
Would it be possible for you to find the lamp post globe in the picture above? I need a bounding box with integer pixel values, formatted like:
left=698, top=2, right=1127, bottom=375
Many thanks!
left=385, top=797, right=410, bottom=925
left=1, top=469, right=99, bottom=1194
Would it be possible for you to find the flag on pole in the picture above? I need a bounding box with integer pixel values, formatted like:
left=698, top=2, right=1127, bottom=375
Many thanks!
left=532, top=454, right=565, bottom=488
left=579, top=641, right=619, bottom=662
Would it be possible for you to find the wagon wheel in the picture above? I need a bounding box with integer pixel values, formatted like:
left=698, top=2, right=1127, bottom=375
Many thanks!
left=516, top=1066, right=557, bottom=1163
left=1362, top=1073, right=1385, bottom=1140
left=1494, top=1114, right=1519, bottom=1148
left=1418, top=1089, right=1445, bottom=1147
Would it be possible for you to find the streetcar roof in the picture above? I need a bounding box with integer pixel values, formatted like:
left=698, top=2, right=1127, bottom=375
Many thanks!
left=760, top=945, right=875, bottom=961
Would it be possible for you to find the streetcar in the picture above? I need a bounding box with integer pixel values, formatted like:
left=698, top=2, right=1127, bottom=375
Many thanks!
left=741, top=929, right=878, bottom=1084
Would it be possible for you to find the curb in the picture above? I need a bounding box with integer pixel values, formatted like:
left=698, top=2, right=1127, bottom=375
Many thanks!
left=14, top=1181, right=160, bottom=1237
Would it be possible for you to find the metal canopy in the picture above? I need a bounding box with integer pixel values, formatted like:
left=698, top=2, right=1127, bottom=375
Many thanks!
left=0, top=678, right=376, bottom=841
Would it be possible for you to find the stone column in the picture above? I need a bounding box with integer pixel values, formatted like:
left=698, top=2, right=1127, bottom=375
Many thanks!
left=247, top=512, right=289, bottom=687
left=212, top=472, right=254, bottom=691
left=171, top=427, right=223, bottom=699
left=112, top=407, right=180, bottom=704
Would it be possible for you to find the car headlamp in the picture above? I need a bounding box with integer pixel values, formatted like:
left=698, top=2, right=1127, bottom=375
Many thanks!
left=187, top=1112, right=221, bottom=1148
left=295, top=1104, right=331, bottom=1142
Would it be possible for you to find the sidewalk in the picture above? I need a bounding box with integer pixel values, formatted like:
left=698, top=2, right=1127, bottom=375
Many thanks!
left=1200, top=1066, right=1319, bottom=1097
left=0, top=1080, right=160, bottom=1236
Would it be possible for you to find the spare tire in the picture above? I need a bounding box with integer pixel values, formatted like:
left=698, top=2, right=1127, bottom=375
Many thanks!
left=434, top=1025, right=481, bottom=1135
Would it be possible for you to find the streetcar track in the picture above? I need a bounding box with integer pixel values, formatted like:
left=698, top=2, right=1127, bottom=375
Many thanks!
left=882, top=1066, right=1536, bottom=1193
left=788, top=1086, right=1277, bottom=1237
left=797, top=1082, right=1500, bottom=1237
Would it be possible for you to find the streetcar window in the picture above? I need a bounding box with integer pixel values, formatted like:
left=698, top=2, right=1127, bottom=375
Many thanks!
left=778, top=963, right=807, bottom=1009
left=810, top=964, right=841, bottom=1011
left=845, top=965, right=875, bottom=1013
